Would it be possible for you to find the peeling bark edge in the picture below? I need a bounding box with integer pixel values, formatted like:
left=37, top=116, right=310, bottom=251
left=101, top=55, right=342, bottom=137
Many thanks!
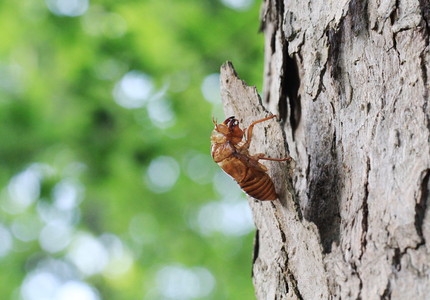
left=220, top=61, right=269, bottom=116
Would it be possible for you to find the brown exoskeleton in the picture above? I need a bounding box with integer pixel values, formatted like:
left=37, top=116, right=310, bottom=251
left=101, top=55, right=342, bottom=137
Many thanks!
left=211, top=115, right=290, bottom=200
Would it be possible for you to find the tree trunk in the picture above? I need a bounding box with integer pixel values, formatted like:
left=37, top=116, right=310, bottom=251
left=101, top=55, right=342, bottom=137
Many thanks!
left=220, top=0, right=430, bottom=299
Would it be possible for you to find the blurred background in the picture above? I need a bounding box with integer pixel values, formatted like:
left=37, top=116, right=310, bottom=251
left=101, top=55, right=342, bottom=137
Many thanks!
left=0, top=0, right=264, bottom=299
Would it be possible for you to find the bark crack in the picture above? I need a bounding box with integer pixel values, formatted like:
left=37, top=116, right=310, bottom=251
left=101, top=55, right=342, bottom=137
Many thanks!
left=392, top=247, right=402, bottom=272
left=359, top=157, right=370, bottom=259
left=287, top=269, right=304, bottom=300
left=389, top=0, right=399, bottom=26
left=351, top=262, right=364, bottom=300
left=415, top=169, right=430, bottom=243
left=276, top=246, right=290, bottom=299
left=313, top=60, right=327, bottom=101
left=252, top=229, right=260, bottom=271
left=327, top=26, right=343, bottom=81
left=381, top=280, right=392, bottom=299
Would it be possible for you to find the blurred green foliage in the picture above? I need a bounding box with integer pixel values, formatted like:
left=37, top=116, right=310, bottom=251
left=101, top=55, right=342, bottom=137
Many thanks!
left=0, top=0, right=264, bottom=299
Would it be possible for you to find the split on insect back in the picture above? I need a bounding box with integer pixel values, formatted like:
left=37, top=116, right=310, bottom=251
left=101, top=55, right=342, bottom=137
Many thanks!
left=210, top=114, right=291, bottom=201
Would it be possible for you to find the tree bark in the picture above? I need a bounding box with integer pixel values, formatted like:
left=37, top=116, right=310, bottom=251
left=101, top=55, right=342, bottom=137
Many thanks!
left=220, top=0, right=430, bottom=299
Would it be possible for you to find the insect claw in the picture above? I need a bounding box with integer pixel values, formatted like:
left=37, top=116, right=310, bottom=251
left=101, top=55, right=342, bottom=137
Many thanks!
left=224, top=116, right=237, bottom=128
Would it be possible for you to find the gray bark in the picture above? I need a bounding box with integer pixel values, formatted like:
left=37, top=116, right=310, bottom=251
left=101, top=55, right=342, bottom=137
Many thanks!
left=220, top=0, right=430, bottom=299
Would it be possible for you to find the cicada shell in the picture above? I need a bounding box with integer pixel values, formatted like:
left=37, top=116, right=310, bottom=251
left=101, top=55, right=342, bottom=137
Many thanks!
left=211, top=115, right=290, bottom=200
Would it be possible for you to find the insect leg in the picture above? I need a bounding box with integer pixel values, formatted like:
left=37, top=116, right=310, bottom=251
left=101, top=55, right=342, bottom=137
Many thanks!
left=254, top=153, right=291, bottom=162
left=242, top=115, right=278, bottom=149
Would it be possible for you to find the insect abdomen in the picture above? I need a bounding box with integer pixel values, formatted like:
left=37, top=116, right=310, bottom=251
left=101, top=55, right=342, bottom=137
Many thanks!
left=239, top=168, right=277, bottom=201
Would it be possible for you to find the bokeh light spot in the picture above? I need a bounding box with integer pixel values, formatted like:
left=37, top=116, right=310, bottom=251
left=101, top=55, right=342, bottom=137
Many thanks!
left=36, top=200, right=78, bottom=226
left=0, top=224, right=13, bottom=257
left=11, top=214, right=43, bottom=242
left=147, top=98, right=176, bottom=128
left=21, top=271, right=100, bottom=300
left=21, top=271, right=60, bottom=300
left=30, top=257, right=76, bottom=281
left=212, top=170, right=243, bottom=199
left=185, top=152, right=214, bottom=184
left=45, top=0, right=89, bottom=17
left=156, top=265, right=215, bottom=299
left=220, top=0, right=254, bottom=11
left=145, top=156, right=180, bottom=193
left=201, top=73, right=220, bottom=104
left=52, top=179, right=83, bottom=211
left=100, top=234, right=134, bottom=278
left=6, top=167, right=41, bottom=214
left=196, top=199, right=254, bottom=236
left=39, top=221, right=73, bottom=253
left=55, top=281, right=100, bottom=300
left=113, top=71, right=154, bottom=109
left=67, top=233, right=108, bottom=276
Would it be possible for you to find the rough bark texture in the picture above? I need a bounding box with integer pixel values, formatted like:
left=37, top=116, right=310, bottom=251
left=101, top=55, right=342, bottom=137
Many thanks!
left=220, top=0, right=430, bottom=298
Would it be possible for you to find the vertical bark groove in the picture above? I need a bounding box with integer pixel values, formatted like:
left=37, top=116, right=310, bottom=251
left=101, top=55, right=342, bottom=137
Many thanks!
left=418, top=0, right=430, bottom=31
left=281, top=54, right=301, bottom=134
left=360, top=157, right=370, bottom=259
left=349, top=0, right=369, bottom=36
left=415, top=169, right=430, bottom=242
